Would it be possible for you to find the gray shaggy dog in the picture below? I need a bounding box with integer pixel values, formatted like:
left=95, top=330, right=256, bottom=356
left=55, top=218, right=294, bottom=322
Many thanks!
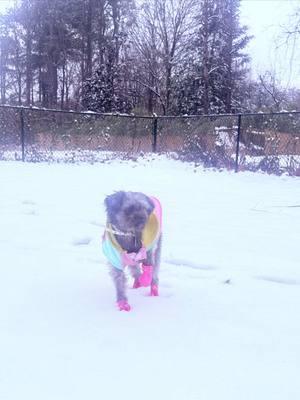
left=103, top=191, right=162, bottom=311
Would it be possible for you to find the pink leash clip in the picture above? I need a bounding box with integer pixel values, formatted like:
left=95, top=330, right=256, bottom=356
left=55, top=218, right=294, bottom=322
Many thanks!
left=122, top=247, right=147, bottom=267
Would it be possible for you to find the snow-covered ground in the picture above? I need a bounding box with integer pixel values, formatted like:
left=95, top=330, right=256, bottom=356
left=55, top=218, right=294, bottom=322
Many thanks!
left=1, top=156, right=300, bottom=400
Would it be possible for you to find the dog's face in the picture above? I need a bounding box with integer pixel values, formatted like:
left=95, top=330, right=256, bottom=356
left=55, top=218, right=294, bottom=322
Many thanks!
left=105, top=191, right=154, bottom=232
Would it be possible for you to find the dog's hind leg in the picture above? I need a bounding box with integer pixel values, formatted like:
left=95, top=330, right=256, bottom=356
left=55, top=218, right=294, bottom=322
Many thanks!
left=149, top=235, right=162, bottom=296
left=129, top=265, right=143, bottom=289
left=109, top=265, right=131, bottom=310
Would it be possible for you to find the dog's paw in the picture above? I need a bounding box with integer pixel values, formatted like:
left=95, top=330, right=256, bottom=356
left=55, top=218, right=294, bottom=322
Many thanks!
left=150, top=284, right=159, bottom=296
left=139, top=265, right=153, bottom=287
left=133, top=265, right=153, bottom=289
left=117, top=300, right=131, bottom=311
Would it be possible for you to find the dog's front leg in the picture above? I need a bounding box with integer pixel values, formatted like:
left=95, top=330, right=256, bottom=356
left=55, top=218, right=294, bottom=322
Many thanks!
left=109, top=265, right=131, bottom=311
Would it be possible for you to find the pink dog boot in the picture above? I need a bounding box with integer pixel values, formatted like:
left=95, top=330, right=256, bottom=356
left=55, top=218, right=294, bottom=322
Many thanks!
left=117, top=300, right=131, bottom=311
left=139, top=265, right=153, bottom=287
left=150, top=284, right=159, bottom=296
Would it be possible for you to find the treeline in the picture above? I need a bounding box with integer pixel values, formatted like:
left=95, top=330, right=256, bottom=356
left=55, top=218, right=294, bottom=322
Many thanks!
left=0, top=0, right=299, bottom=115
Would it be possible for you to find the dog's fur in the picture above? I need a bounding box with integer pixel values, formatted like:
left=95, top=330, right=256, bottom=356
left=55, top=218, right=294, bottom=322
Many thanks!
left=104, top=191, right=162, bottom=303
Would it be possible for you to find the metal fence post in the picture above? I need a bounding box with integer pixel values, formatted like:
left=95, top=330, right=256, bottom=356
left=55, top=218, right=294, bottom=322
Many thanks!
left=235, top=114, right=242, bottom=173
left=20, top=108, right=26, bottom=162
left=152, top=116, right=158, bottom=153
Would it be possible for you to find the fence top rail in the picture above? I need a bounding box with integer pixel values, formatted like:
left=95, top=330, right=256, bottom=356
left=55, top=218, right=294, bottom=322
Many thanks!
left=0, top=104, right=153, bottom=120
left=0, top=103, right=300, bottom=119
left=157, top=111, right=300, bottom=118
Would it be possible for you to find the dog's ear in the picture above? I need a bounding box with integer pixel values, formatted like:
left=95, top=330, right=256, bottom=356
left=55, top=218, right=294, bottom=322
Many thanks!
left=145, top=196, right=155, bottom=215
left=104, top=191, right=126, bottom=217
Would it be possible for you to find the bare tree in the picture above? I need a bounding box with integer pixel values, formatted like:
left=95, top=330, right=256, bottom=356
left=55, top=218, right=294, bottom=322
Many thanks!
left=277, top=4, right=300, bottom=88
left=259, top=71, right=287, bottom=112
left=132, top=0, right=196, bottom=114
left=284, top=6, right=300, bottom=38
left=0, top=18, right=10, bottom=104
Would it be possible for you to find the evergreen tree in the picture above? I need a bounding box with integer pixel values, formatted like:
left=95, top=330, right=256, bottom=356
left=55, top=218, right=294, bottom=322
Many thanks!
left=216, top=0, right=251, bottom=113
left=82, top=0, right=136, bottom=113
left=82, top=63, right=134, bottom=113
left=173, top=0, right=251, bottom=114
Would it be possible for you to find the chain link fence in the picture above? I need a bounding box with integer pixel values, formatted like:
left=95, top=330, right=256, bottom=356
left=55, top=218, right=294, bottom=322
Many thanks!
left=238, top=113, right=300, bottom=175
left=0, top=106, right=22, bottom=159
left=0, top=106, right=154, bottom=163
left=0, top=105, right=300, bottom=175
left=157, top=114, right=239, bottom=170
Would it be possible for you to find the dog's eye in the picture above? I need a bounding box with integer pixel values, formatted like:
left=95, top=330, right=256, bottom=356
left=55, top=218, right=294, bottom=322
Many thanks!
left=125, top=206, right=135, bottom=215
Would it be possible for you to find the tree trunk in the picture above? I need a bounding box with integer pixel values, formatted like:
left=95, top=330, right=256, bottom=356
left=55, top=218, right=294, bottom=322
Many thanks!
left=202, top=0, right=209, bottom=114
left=49, top=61, right=58, bottom=106
left=165, top=64, right=172, bottom=113
left=25, top=30, right=32, bottom=106
left=111, top=0, right=120, bottom=64
left=86, top=0, right=93, bottom=79
left=24, top=0, right=33, bottom=106
left=61, top=63, right=66, bottom=109
left=98, top=0, right=106, bottom=65
left=0, top=40, right=6, bottom=104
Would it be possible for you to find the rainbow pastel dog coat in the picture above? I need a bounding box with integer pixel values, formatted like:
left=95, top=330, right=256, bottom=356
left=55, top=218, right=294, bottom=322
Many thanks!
left=102, top=196, right=162, bottom=270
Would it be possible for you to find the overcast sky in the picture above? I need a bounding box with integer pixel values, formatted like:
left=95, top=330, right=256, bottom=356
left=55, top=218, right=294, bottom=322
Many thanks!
left=240, top=0, right=300, bottom=88
left=0, top=0, right=13, bottom=13
left=0, top=0, right=299, bottom=88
